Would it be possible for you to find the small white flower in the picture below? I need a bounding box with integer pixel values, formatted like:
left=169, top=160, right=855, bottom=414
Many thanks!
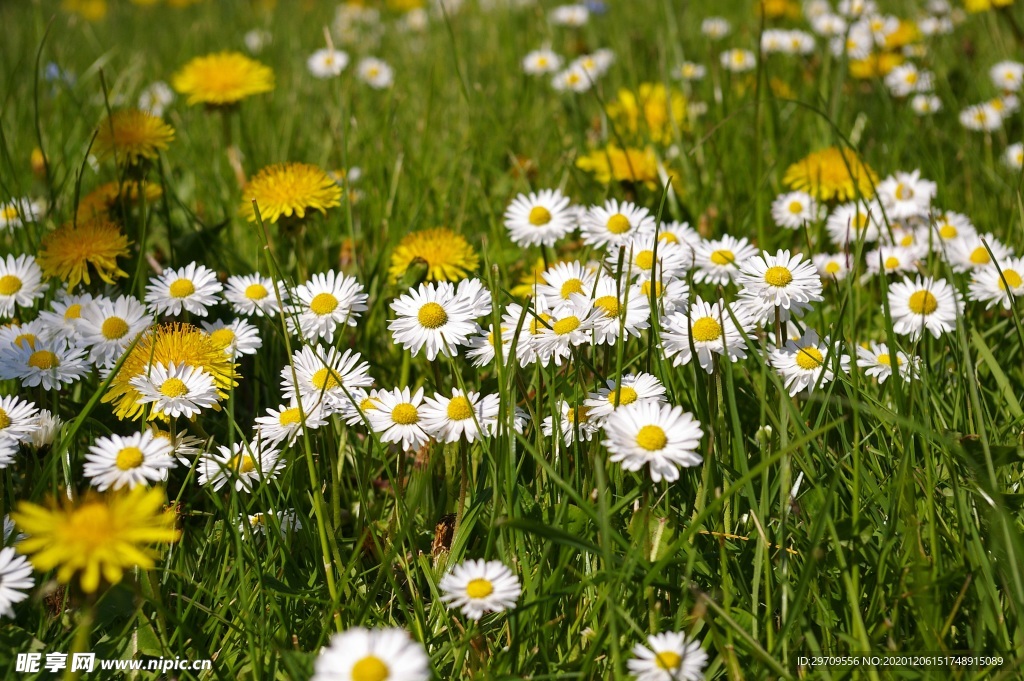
left=602, top=401, right=704, bottom=482
left=225, top=273, right=287, bottom=317
left=735, top=249, right=824, bottom=324
left=1004, top=142, right=1024, bottom=170
left=584, top=372, right=667, bottom=423
left=771, top=191, right=820, bottom=230
left=826, top=201, right=883, bottom=247
left=0, top=547, right=34, bottom=619
left=968, top=257, right=1024, bottom=310
left=198, top=440, right=284, bottom=492
left=551, top=65, right=593, bottom=93
left=240, top=509, right=303, bottom=538
left=287, top=270, right=368, bottom=344
left=675, top=61, right=706, bottom=81
left=770, top=329, right=850, bottom=396
left=202, top=318, right=262, bottom=358
left=661, top=297, right=752, bottom=373
left=36, top=292, right=94, bottom=344
left=531, top=294, right=600, bottom=366
left=367, top=386, right=430, bottom=451
left=581, top=200, right=655, bottom=249
left=944, top=233, right=1014, bottom=273
left=875, top=170, right=936, bottom=220
left=138, top=81, right=174, bottom=116
left=590, top=276, right=651, bottom=346
left=628, top=631, right=708, bottom=681
left=720, top=49, right=756, bottom=73
left=77, top=295, right=151, bottom=368
left=886, top=276, right=963, bottom=340
left=812, top=252, right=851, bottom=281
left=130, top=362, right=219, bottom=419
left=420, top=389, right=499, bottom=443
left=311, top=627, right=430, bottom=681
left=692, top=235, right=757, bottom=286
left=504, top=189, right=576, bottom=247
left=991, top=60, right=1024, bottom=92
left=542, top=401, right=599, bottom=446
left=959, top=103, right=1003, bottom=132
left=388, top=282, right=479, bottom=360
left=145, top=262, right=223, bottom=317
left=550, top=3, right=589, bottom=26
left=254, top=398, right=328, bottom=447
left=856, top=341, right=920, bottom=383
left=0, top=340, right=89, bottom=391
left=0, top=254, right=47, bottom=318
left=307, top=48, right=349, bottom=78
left=439, top=559, right=521, bottom=620
left=535, top=261, right=597, bottom=308
left=701, top=17, right=731, bottom=39
left=522, top=48, right=563, bottom=75
left=83, top=430, right=176, bottom=491
left=911, top=94, right=942, bottom=115
left=0, top=395, right=40, bottom=445
left=357, top=57, right=394, bottom=89
left=280, top=345, right=373, bottom=408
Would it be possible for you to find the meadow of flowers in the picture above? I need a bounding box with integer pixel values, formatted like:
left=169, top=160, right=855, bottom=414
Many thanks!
left=1, top=0, right=1023, bottom=678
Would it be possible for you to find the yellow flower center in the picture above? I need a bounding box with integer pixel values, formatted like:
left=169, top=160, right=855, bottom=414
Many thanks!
left=655, top=651, right=682, bottom=670
left=894, top=183, right=913, bottom=200
left=884, top=256, right=900, bottom=270
left=310, top=292, right=339, bottom=316
left=351, top=656, right=389, bottom=681
left=608, top=386, right=638, bottom=406
left=115, top=446, right=145, bottom=471
left=566, top=406, right=590, bottom=424
left=169, top=279, right=195, bottom=298
left=594, top=295, right=620, bottom=317
left=795, top=346, right=824, bottom=370
left=391, top=403, right=419, bottom=425
left=417, top=302, right=448, bottom=329
left=641, top=281, right=663, bottom=298
left=854, top=212, right=869, bottom=230
left=788, top=200, right=804, bottom=214
left=969, top=247, right=990, bottom=265
left=764, top=266, right=793, bottom=287
left=0, top=408, right=9, bottom=430
left=876, top=353, right=903, bottom=367
left=635, top=250, right=655, bottom=270
left=553, top=316, right=580, bottom=335
left=0, top=274, right=24, bottom=295
left=28, top=350, right=58, bottom=370
left=209, top=327, right=235, bottom=348
left=606, top=213, right=632, bottom=234
left=279, top=407, right=301, bottom=426
left=359, top=397, right=378, bottom=411
left=159, top=377, right=189, bottom=398
left=908, top=290, right=938, bottom=315
left=528, top=206, right=552, bottom=226
left=244, top=283, right=269, bottom=300
left=447, top=396, right=473, bottom=420
left=692, top=316, right=723, bottom=342
left=825, top=261, right=841, bottom=275
left=636, top=424, right=668, bottom=451
left=998, top=270, right=1023, bottom=290
left=560, top=278, right=584, bottom=298
left=659, top=232, right=679, bottom=243
left=14, top=333, right=37, bottom=349
left=529, top=313, right=553, bottom=335
left=63, top=502, right=116, bottom=553
left=466, top=578, right=494, bottom=598
left=102, top=317, right=130, bottom=340
left=64, top=304, right=82, bottom=320
left=311, top=368, right=340, bottom=391
left=230, top=454, right=256, bottom=474
left=938, top=225, right=957, bottom=240
left=710, top=249, right=735, bottom=266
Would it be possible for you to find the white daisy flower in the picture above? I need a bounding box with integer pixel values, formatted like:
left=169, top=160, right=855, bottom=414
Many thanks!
left=0, top=395, right=40, bottom=444
left=357, top=57, right=394, bottom=89
left=830, top=24, right=873, bottom=59
left=959, top=103, right=1003, bottom=132
left=875, top=170, right=936, bottom=220
left=244, top=28, right=272, bottom=54
left=198, top=440, right=284, bottom=492
left=930, top=210, right=975, bottom=246
left=388, top=282, right=478, bottom=360
left=770, top=329, right=850, bottom=396
left=503, top=189, right=576, bottom=247
left=150, top=426, right=206, bottom=466
left=551, top=65, right=593, bottom=93
left=531, top=295, right=599, bottom=366
left=240, top=509, right=303, bottom=538
left=574, top=49, right=615, bottom=78
left=0, top=198, right=44, bottom=232
left=863, top=245, right=922, bottom=278
left=307, top=48, right=349, bottom=78
left=609, top=235, right=690, bottom=282
left=838, top=0, right=876, bottom=18
left=590, top=277, right=651, bottom=346
left=786, top=30, right=817, bottom=55
left=0, top=254, right=47, bottom=318
left=27, top=409, right=61, bottom=450
left=83, top=430, right=176, bottom=491
left=77, top=295, right=151, bottom=368
left=675, top=61, right=706, bottom=81
left=826, top=201, right=883, bottom=247
left=945, top=233, right=1013, bottom=273
left=311, top=627, right=430, bottom=681
left=439, top=559, right=521, bottom=620
left=657, top=221, right=701, bottom=256
left=628, top=631, right=708, bottom=681
left=455, top=278, right=492, bottom=318
left=602, top=401, right=703, bottom=482
left=1004, top=142, right=1024, bottom=170
left=0, top=340, right=88, bottom=391
left=856, top=341, right=920, bottom=383
left=254, top=398, right=329, bottom=447
left=991, top=60, right=1024, bottom=92
left=0, top=439, right=16, bottom=470
left=550, top=4, right=589, bottom=26
left=138, top=81, right=174, bottom=116
left=580, top=200, right=656, bottom=249
left=500, top=300, right=552, bottom=368
left=761, top=29, right=791, bottom=54
left=280, top=345, right=373, bottom=407
left=911, top=94, right=942, bottom=115
left=771, top=191, right=820, bottom=230
left=542, top=401, right=599, bottom=446
left=336, top=388, right=381, bottom=427
left=36, top=292, right=94, bottom=344
left=584, top=372, right=667, bottom=423
left=224, top=273, right=287, bottom=317
left=884, top=63, right=932, bottom=97
left=0, top=547, right=34, bottom=619
left=639, top=276, right=690, bottom=316
left=420, top=389, right=499, bottom=443
left=201, top=318, right=263, bottom=358
left=887, top=276, right=963, bottom=340
left=968, top=258, right=1024, bottom=310
left=366, top=386, right=430, bottom=451
left=720, top=49, right=756, bottom=72
left=735, top=249, right=823, bottom=324
left=466, top=323, right=512, bottom=368
left=522, top=48, right=563, bottom=75
left=811, top=13, right=847, bottom=37
left=700, top=17, right=731, bottom=39
left=661, top=297, right=752, bottom=373
left=145, top=262, right=223, bottom=317
left=129, top=362, right=219, bottom=419
left=693, top=235, right=757, bottom=286
left=535, top=261, right=597, bottom=308
left=287, top=270, right=368, bottom=344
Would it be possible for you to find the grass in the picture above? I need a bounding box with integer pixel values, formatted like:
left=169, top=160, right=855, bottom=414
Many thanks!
left=1, top=0, right=1024, bottom=679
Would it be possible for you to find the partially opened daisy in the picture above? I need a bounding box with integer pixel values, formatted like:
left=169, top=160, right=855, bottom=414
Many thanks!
left=254, top=398, right=328, bottom=447
left=0, top=547, right=35, bottom=619
left=1, top=340, right=89, bottom=391
left=887, top=276, right=963, bottom=340
left=439, top=559, right=521, bottom=620
left=968, top=258, right=1024, bottom=309
left=856, top=341, right=920, bottom=383
left=661, top=297, right=753, bottom=373
left=0, top=254, right=47, bottom=318
left=280, top=346, right=373, bottom=406
left=602, top=401, right=704, bottom=482
left=693, top=235, right=757, bottom=285
left=367, top=386, right=430, bottom=451
left=129, top=362, right=219, bottom=419
left=628, top=631, right=708, bottom=681
left=311, top=627, right=430, bottom=681
left=466, top=323, right=513, bottom=368
left=585, top=372, right=667, bottom=422
left=201, top=318, right=262, bottom=357
left=580, top=199, right=655, bottom=249
left=770, top=329, right=850, bottom=396
left=735, top=249, right=823, bottom=324
left=542, top=401, right=599, bottom=446
left=225, top=273, right=287, bottom=317
left=145, top=262, right=223, bottom=317
left=198, top=440, right=284, bottom=492
left=388, top=282, right=478, bottom=360
left=287, top=270, right=368, bottom=344
left=771, top=191, right=820, bottom=230
left=420, top=389, right=499, bottom=443
left=240, top=509, right=303, bottom=538
left=77, top=295, right=151, bottom=368
left=83, top=430, right=176, bottom=491
left=503, top=189, right=576, bottom=247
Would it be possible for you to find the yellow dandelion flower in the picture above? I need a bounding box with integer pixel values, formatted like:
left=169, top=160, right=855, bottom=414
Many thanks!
left=757, top=0, right=801, bottom=19
left=389, top=227, right=479, bottom=283
left=61, top=0, right=108, bottom=21
left=77, top=180, right=163, bottom=221
left=605, top=84, right=688, bottom=145
left=12, top=486, right=180, bottom=594
left=240, top=162, right=342, bottom=224
left=576, top=145, right=660, bottom=190
left=964, top=0, right=1014, bottom=12
left=883, top=21, right=920, bottom=49
left=782, top=147, right=878, bottom=202
left=37, top=219, right=131, bottom=291
left=102, top=323, right=237, bottom=420
left=94, top=109, right=175, bottom=165
left=848, top=52, right=904, bottom=79
left=172, top=51, right=274, bottom=107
